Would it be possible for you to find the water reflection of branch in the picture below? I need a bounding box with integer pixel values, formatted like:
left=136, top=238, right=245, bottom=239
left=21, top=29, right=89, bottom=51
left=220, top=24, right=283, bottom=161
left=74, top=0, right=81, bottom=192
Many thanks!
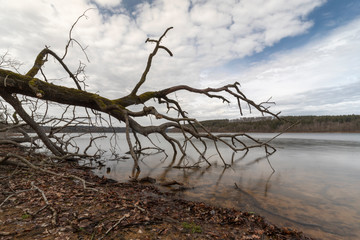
left=138, top=158, right=164, bottom=177
left=159, top=156, right=193, bottom=181
left=126, top=147, right=166, bottom=158
left=234, top=182, right=326, bottom=233
left=246, top=154, right=275, bottom=173
left=245, top=155, right=268, bottom=166
left=264, top=170, right=275, bottom=197
left=158, top=157, right=192, bottom=181
left=231, top=151, right=249, bottom=164
left=175, top=155, right=203, bottom=169
left=215, top=167, right=230, bottom=187
left=266, top=155, right=275, bottom=173
left=196, top=165, right=212, bottom=179
left=158, top=166, right=171, bottom=181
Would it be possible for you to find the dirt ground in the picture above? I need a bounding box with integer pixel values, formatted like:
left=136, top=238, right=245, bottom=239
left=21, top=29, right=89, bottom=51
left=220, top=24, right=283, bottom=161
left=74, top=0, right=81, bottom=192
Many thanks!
left=0, top=145, right=312, bottom=240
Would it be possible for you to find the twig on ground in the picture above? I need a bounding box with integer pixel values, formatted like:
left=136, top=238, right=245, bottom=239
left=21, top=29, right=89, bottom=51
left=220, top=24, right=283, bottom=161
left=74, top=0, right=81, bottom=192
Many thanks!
left=2, top=153, right=98, bottom=191
left=31, top=181, right=58, bottom=225
left=98, top=213, right=130, bottom=240
left=0, top=189, right=34, bottom=208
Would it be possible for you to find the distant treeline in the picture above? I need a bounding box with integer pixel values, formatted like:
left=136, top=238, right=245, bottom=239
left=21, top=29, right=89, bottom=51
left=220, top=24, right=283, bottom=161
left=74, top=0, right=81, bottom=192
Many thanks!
left=171, top=115, right=360, bottom=133
left=2, top=115, right=359, bottom=134
left=22, top=125, right=127, bottom=133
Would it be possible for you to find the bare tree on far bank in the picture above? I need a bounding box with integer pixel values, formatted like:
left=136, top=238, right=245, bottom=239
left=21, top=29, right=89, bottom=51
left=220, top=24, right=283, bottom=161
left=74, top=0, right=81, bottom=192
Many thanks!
left=0, top=12, right=282, bottom=177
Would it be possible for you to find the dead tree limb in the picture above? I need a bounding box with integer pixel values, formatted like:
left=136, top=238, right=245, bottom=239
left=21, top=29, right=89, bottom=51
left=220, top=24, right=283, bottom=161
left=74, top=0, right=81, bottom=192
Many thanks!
left=0, top=26, right=283, bottom=170
left=0, top=90, right=64, bottom=156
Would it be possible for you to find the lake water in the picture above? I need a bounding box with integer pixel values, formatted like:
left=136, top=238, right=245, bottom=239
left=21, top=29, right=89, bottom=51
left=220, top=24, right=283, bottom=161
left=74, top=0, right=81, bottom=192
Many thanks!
left=75, top=132, right=360, bottom=240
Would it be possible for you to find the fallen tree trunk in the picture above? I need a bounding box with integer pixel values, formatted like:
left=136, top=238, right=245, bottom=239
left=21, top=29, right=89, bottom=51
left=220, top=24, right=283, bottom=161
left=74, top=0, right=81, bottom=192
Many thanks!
left=0, top=25, right=281, bottom=170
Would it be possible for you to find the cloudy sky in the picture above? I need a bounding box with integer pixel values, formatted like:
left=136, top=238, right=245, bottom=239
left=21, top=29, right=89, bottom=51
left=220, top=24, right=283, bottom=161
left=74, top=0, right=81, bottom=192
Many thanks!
left=1, top=0, right=360, bottom=122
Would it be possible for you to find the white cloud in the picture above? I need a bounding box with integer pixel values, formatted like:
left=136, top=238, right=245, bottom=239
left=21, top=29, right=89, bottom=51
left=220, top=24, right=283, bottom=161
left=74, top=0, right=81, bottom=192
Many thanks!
left=92, top=0, right=122, bottom=8
left=219, top=17, right=360, bottom=116
left=2, top=0, right=356, bottom=122
left=190, top=2, right=232, bottom=28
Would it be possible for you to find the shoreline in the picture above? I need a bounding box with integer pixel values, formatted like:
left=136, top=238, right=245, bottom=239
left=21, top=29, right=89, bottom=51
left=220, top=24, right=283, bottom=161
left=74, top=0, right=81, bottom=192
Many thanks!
left=170, top=129, right=360, bottom=134
left=0, top=145, right=312, bottom=239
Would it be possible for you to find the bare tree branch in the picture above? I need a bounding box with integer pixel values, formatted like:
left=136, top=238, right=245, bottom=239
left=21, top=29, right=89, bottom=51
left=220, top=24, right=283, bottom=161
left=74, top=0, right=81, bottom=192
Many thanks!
left=0, top=24, right=286, bottom=174
left=130, top=27, right=174, bottom=96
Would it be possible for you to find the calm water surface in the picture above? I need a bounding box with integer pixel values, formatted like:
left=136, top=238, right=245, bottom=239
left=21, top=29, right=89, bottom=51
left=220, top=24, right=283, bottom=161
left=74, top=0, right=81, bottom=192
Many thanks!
left=78, top=132, right=360, bottom=240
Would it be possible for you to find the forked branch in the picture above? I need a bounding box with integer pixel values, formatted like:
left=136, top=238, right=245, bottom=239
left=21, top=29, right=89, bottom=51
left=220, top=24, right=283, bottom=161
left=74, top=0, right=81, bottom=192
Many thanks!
left=130, top=27, right=174, bottom=96
left=0, top=25, right=285, bottom=172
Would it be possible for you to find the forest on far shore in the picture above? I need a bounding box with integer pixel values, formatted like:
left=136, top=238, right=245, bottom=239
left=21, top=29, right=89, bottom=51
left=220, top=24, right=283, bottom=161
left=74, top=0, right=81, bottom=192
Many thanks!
left=2, top=115, right=359, bottom=134
left=172, top=115, right=360, bottom=133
